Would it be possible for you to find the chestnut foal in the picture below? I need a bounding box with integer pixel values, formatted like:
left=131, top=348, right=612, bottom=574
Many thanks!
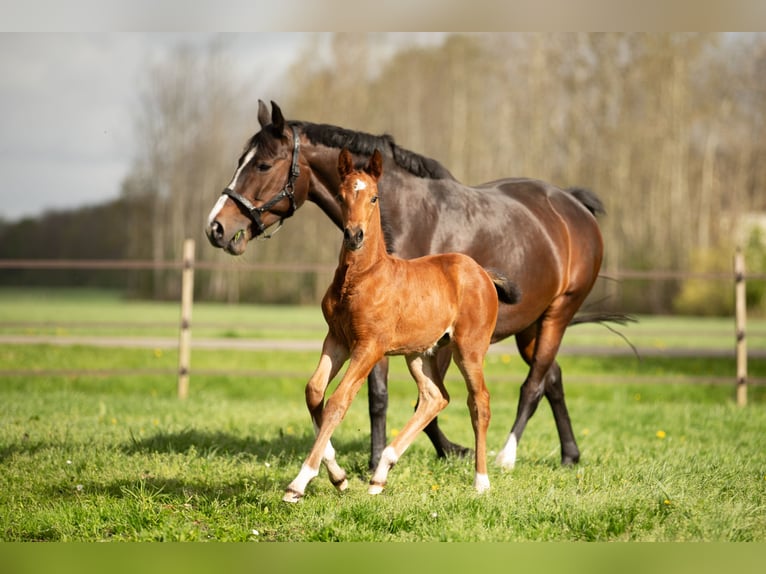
left=283, top=149, right=519, bottom=502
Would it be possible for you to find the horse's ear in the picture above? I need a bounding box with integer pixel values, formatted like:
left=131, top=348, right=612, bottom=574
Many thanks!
left=270, top=100, right=285, bottom=133
left=338, top=148, right=354, bottom=179
left=366, top=149, right=383, bottom=181
left=258, top=100, right=270, bottom=128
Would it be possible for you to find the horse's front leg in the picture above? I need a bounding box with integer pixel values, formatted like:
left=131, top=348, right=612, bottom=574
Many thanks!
left=367, top=357, right=389, bottom=470
left=284, top=344, right=381, bottom=503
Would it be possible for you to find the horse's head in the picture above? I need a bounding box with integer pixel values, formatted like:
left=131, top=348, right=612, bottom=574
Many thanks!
left=206, top=100, right=310, bottom=255
left=336, top=148, right=383, bottom=252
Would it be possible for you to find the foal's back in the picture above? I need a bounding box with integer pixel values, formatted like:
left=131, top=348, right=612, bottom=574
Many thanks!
left=341, top=251, right=499, bottom=357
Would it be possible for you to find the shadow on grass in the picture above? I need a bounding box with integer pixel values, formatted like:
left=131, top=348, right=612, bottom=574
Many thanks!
left=120, top=427, right=320, bottom=459
left=119, top=427, right=374, bottom=482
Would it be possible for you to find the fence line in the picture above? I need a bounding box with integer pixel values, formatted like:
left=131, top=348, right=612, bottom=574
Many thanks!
left=0, top=245, right=763, bottom=402
left=3, top=255, right=766, bottom=280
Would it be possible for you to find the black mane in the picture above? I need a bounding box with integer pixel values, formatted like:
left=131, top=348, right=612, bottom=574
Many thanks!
left=293, top=122, right=455, bottom=181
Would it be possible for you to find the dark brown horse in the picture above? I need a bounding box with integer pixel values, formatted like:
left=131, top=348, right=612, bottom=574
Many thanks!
left=284, top=149, right=519, bottom=502
left=206, top=100, right=605, bottom=472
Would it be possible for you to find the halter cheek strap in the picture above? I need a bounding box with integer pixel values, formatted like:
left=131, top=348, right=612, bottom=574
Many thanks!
left=222, top=125, right=301, bottom=238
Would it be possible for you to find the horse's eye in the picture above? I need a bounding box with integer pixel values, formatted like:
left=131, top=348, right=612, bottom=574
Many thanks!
left=335, top=194, right=344, bottom=204
left=257, top=163, right=271, bottom=172
left=371, top=196, right=378, bottom=204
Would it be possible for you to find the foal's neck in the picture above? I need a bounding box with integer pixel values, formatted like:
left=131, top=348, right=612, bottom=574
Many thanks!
left=340, top=210, right=390, bottom=276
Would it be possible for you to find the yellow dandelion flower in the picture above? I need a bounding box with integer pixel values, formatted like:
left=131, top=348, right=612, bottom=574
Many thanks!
left=582, top=428, right=590, bottom=436
left=153, top=348, right=163, bottom=358
left=663, top=499, right=672, bottom=506
left=391, top=428, right=400, bottom=437
left=656, top=430, right=666, bottom=439
left=431, top=484, right=440, bottom=491
left=501, top=354, right=511, bottom=364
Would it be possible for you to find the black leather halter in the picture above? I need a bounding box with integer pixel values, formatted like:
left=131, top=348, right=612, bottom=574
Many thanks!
left=221, top=125, right=301, bottom=238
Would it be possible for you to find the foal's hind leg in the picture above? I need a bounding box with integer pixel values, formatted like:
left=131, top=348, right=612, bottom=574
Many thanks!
left=369, top=354, right=449, bottom=494
left=452, top=345, right=492, bottom=494
left=422, top=347, right=472, bottom=459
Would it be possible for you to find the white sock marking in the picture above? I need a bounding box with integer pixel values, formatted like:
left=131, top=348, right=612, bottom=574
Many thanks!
left=474, top=473, right=490, bottom=493
left=496, top=433, right=517, bottom=470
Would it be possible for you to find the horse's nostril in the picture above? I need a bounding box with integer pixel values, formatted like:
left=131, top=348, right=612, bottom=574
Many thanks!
left=210, top=220, right=224, bottom=240
left=356, top=229, right=364, bottom=243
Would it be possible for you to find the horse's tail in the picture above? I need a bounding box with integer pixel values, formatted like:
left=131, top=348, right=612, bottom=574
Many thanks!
left=567, top=187, right=606, bottom=217
left=569, top=311, right=636, bottom=328
left=569, top=312, right=639, bottom=357
left=484, top=268, right=521, bottom=305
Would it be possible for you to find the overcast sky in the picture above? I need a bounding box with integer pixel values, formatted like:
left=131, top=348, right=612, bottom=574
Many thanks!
left=0, top=33, right=308, bottom=222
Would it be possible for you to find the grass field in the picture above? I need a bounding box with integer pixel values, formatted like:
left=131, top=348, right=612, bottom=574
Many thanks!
left=1, top=289, right=765, bottom=542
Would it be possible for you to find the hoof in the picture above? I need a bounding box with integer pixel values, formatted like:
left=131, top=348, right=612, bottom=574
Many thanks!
left=474, top=473, right=490, bottom=494
left=441, top=443, right=473, bottom=459
left=283, top=488, right=303, bottom=503
left=495, top=451, right=516, bottom=471
left=561, top=453, right=580, bottom=466
left=368, top=481, right=385, bottom=495
left=331, top=476, right=349, bottom=492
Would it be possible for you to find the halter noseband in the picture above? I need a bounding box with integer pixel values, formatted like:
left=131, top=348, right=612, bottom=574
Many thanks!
left=222, top=125, right=301, bottom=238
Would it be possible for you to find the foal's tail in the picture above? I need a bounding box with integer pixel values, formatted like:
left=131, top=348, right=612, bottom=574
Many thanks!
left=485, top=268, right=521, bottom=305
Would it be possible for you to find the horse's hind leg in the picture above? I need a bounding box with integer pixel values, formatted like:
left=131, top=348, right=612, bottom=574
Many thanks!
left=422, top=347, right=472, bottom=459
left=370, top=354, right=449, bottom=494
left=497, top=302, right=579, bottom=470
left=544, top=361, right=579, bottom=465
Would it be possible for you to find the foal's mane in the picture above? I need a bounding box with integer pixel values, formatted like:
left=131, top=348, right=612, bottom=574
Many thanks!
left=293, top=122, right=455, bottom=181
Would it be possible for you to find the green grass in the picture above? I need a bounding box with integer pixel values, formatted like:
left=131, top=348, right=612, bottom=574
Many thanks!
left=1, top=343, right=765, bottom=542
left=1, top=288, right=765, bottom=541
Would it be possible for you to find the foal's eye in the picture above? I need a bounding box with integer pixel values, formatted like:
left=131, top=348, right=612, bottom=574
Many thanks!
left=335, top=194, right=344, bottom=204
left=257, top=163, right=271, bottom=172
left=371, top=196, right=378, bottom=204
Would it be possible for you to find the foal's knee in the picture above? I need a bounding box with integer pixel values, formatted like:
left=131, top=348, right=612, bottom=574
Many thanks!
left=305, top=381, right=325, bottom=412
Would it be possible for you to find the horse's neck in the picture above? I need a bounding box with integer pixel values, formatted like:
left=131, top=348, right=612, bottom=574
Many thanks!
left=305, top=145, right=433, bottom=236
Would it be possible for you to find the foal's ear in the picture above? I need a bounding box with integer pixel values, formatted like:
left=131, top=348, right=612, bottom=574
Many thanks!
left=270, top=100, right=285, bottom=133
left=366, top=149, right=383, bottom=181
left=338, top=148, right=354, bottom=179
left=257, top=100, right=270, bottom=128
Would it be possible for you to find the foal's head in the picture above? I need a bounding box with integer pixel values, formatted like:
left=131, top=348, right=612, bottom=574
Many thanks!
left=337, top=148, right=383, bottom=252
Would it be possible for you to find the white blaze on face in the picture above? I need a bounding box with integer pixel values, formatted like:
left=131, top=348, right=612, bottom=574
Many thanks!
left=229, top=146, right=258, bottom=190
left=353, top=178, right=367, bottom=192
left=207, top=145, right=258, bottom=225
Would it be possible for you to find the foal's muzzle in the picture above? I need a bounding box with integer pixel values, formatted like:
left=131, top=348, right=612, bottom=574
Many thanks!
left=343, top=227, right=365, bottom=251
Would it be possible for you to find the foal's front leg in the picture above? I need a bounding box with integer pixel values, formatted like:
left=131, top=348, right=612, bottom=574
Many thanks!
left=284, top=345, right=381, bottom=503
left=287, top=335, right=348, bottom=500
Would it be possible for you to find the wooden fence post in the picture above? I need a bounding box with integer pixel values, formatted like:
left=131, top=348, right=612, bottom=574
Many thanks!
left=177, top=238, right=195, bottom=400
left=734, top=248, right=747, bottom=407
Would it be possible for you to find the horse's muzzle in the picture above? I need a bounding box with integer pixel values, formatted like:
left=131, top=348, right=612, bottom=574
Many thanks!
left=206, top=220, right=248, bottom=255
left=343, top=227, right=364, bottom=251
